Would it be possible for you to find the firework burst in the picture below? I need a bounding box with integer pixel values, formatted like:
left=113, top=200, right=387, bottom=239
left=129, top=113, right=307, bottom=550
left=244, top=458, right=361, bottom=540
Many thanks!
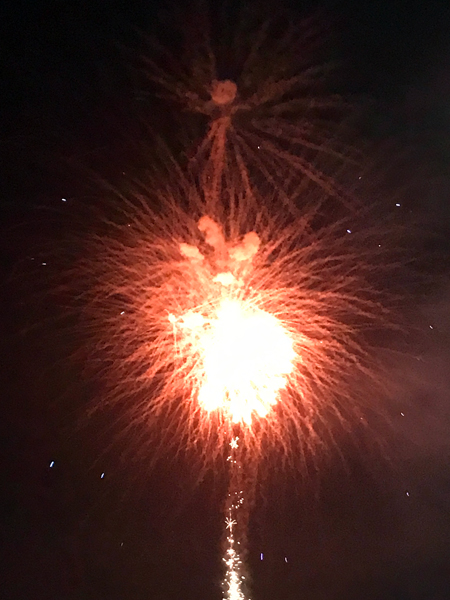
left=38, top=8, right=413, bottom=599
left=139, top=2, right=359, bottom=208
left=64, top=170, right=398, bottom=473
left=59, top=172, right=403, bottom=600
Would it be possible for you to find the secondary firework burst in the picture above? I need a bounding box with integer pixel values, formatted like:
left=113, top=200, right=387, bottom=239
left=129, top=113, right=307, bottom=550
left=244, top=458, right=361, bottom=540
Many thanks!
left=140, top=2, right=359, bottom=207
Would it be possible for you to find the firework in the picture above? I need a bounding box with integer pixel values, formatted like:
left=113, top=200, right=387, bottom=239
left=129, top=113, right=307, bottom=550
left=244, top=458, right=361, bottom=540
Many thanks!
left=46, top=8, right=410, bottom=599
left=66, top=170, right=397, bottom=472
left=140, top=2, right=359, bottom=208
left=62, top=172, right=401, bottom=600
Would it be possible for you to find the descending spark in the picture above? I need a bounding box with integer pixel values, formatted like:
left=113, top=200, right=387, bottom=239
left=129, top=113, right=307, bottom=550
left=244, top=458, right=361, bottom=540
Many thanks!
left=230, top=438, right=239, bottom=450
left=225, top=517, right=237, bottom=530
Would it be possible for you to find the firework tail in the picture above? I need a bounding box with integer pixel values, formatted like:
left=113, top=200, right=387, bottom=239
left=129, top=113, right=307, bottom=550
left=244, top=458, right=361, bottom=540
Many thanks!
left=223, top=433, right=256, bottom=600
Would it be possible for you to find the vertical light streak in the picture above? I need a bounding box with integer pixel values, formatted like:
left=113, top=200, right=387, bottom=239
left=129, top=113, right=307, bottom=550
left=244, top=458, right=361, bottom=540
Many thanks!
left=223, top=436, right=248, bottom=600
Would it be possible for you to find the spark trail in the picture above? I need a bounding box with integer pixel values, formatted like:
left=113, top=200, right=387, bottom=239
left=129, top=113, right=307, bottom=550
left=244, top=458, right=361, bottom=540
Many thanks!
left=223, top=437, right=248, bottom=600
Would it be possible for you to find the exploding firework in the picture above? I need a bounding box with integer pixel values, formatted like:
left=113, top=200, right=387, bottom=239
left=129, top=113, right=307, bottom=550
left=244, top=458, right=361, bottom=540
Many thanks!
left=62, top=168, right=399, bottom=474
left=56, top=169, right=404, bottom=600
left=139, top=2, right=359, bottom=209
left=38, top=8, right=412, bottom=599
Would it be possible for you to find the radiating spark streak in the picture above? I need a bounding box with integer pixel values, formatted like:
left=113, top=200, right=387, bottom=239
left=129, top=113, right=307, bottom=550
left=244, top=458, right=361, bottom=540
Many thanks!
left=226, top=517, right=237, bottom=530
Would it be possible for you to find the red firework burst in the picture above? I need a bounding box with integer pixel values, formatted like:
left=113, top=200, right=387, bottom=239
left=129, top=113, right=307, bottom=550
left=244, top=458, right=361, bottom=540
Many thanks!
left=61, top=168, right=400, bottom=470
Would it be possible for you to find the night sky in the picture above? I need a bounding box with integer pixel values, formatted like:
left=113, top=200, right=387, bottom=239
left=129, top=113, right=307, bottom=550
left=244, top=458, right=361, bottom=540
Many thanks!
left=2, top=1, right=450, bottom=599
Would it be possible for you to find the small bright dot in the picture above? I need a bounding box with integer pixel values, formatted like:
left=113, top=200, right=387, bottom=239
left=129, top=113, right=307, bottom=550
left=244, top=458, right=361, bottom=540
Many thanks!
left=378, top=244, right=381, bottom=247
left=260, top=553, right=264, bottom=560
left=400, top=412, right=405, bottom=416
left=120, top=311, right=125, bottom=315
left=406, top=491, right=410, bottom=497
left=429, top=325, right=434, bottom=329
left=49, top=461, right=55, bottom=468
left=358, top=176, right=362, bottom=179
left=284, top=557, right=288, bottom=563
left=61, top=198, right=67, bottom=202
left=120, top=542, right=124, bottom=546
left=42, top=262, right=47, bottom=266
left=395, top=203, right=401, bottom=207
left=101, top=472, right=105, bottom=479
left=346, top=229, right=352, bottom=234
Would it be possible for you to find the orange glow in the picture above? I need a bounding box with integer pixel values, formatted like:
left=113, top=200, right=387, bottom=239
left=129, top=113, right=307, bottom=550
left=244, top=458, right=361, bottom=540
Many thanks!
left=172, top=297, right=295, bottom=424
left=70, top=181, right=397, bottom=467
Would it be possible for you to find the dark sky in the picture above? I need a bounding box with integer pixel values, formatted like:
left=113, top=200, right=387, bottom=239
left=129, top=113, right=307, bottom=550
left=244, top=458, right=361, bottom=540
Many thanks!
left=2, top=1, right=450, bottom=599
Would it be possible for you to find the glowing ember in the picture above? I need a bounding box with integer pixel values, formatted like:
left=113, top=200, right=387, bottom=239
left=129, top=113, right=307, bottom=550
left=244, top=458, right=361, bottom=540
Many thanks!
left=210, top=79, right=237, bottom=106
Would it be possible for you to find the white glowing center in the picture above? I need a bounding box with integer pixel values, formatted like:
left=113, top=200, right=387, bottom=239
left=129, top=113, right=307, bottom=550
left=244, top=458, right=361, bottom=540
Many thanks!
left=182, top=298, right=294, bottom=424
